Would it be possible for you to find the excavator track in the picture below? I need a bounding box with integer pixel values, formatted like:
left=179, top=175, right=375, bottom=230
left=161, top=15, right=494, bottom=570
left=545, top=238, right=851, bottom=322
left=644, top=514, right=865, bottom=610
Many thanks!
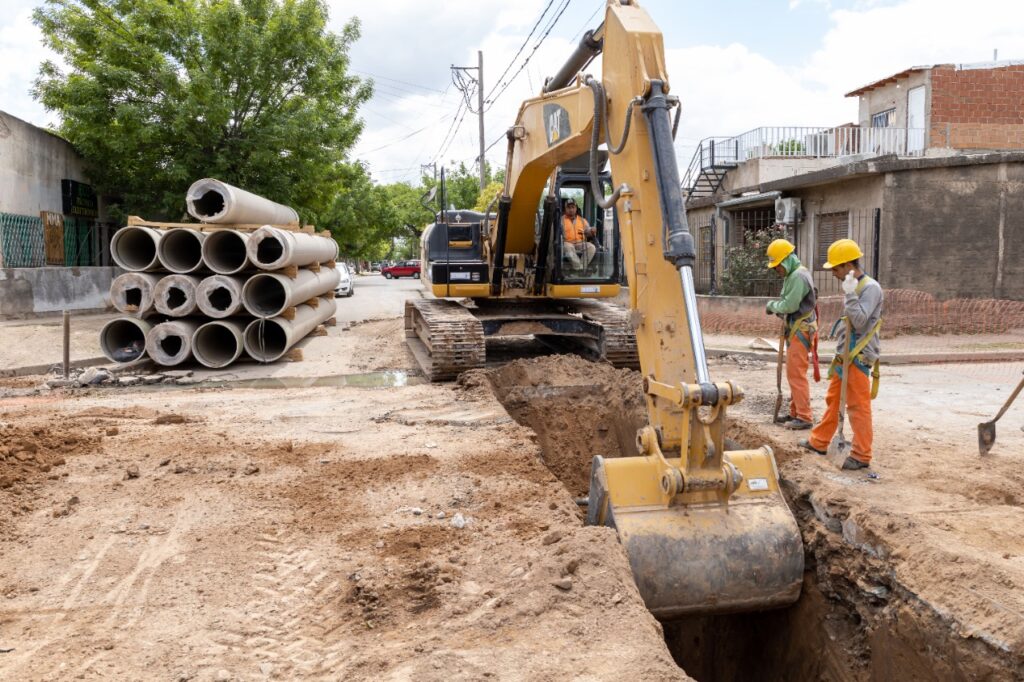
left=404, top=299, right=486, bottom=381
left=569, top=300, right=640, bottom=369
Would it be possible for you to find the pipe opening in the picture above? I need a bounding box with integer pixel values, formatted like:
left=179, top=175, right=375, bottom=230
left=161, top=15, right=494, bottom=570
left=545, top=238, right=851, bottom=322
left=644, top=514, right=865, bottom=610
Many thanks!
left=159, top=335, right=183, bottom=357
left=100, top=319, right=147, bottom=363
left=125, top=287, right=143, bottom=308
left=245, top=276, right=287, bottom=316
left=255, top=236, right=285, bottom=265
left=166, top=286, right=188, bottom=310
left=204, top=231, right=248, bottom=272
left=160, top=230, right=204, bottom=272
left=207, top=286, right=233, bottom=312
left=112, top=229, right=158, bottom=270
left=195, top=324, right=238, bottom=365
left=245, top=320, right=287, bottom=361
left=192, top=190, right=226, bottom=219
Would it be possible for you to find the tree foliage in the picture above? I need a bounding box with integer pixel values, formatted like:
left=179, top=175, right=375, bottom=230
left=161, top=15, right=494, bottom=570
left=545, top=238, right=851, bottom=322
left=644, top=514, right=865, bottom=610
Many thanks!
left=33, top=0, right=372, bottom=223
left=719, top=224, right=787, bottom=297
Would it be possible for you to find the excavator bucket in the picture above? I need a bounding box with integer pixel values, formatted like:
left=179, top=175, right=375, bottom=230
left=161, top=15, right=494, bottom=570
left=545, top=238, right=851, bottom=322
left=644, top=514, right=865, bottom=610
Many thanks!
left=586, top=448, right=803, bottom=619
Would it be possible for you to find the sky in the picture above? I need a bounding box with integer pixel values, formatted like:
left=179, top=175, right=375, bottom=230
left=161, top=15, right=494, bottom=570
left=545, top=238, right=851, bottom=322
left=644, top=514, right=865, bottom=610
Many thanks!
left=3, top=0, right=1023, bottom=187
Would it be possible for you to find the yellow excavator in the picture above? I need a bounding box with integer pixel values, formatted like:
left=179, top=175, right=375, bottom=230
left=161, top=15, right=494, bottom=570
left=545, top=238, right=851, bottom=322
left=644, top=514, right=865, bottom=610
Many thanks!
left=411, top=0, right=804, bottom=618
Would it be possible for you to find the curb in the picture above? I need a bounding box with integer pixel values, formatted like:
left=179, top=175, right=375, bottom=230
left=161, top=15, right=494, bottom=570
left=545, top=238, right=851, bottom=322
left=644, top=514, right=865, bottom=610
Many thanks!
left=706, top=348, right=1024, bottom=366
left=1, top=356, right=108, bottom=379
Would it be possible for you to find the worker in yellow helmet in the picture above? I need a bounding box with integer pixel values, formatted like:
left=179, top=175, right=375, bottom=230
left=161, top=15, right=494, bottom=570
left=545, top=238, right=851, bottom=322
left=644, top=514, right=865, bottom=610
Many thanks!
left=799, top=239, right=884, bottom=470
left=765, top=238, right=819, bottom=430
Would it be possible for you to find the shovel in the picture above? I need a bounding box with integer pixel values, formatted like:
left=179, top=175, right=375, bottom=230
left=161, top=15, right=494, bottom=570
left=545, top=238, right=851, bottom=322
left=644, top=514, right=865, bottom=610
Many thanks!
left=772, top=320, right=787, bottom=424
left=978, top=371, right=1024, bottom=455
left=827, top=319, right=854, bottom=468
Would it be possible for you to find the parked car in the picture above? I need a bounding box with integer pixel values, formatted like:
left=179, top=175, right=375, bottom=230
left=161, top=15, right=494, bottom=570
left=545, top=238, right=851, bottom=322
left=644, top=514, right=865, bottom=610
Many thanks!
left=370, top=261, right=382, bottom=272
left=334, top=262, right=354, bottom=297
left=381, top=260, right=421, bottom=279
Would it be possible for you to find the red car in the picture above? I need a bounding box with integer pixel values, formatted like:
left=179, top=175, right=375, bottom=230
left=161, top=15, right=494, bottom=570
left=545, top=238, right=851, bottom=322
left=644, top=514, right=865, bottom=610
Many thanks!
left=381, top=260, right=421, bottom=279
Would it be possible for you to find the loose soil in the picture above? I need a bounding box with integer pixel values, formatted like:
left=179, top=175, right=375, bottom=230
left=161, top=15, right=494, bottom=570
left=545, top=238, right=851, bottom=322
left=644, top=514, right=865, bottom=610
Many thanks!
left=0, top=325, right=684, bottom=680
left=486, top=354, right=1024, bottom=681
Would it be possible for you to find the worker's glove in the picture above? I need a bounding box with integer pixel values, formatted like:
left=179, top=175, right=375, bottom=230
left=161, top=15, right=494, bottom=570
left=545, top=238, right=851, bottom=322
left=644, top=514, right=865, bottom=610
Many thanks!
left=841, top=271, right=857, bottom=295
left=765, top=304, right=774, bottom=315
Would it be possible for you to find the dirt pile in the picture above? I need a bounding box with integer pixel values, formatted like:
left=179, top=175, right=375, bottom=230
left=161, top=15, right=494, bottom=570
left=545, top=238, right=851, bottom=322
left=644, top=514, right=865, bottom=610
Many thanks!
left=486, top=355, right=647, bottom=496
left=0, top=420, right=99, bottom=535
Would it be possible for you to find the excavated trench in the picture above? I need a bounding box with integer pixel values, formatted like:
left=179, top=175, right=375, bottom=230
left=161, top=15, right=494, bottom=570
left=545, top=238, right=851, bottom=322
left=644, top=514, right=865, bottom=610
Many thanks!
left=485, top=355, right=1005, bottom=682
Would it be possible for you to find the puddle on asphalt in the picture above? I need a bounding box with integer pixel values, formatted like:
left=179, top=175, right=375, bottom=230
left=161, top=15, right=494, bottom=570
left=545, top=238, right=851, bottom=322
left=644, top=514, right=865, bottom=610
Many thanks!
left=206, top=370, right=425, bottom=389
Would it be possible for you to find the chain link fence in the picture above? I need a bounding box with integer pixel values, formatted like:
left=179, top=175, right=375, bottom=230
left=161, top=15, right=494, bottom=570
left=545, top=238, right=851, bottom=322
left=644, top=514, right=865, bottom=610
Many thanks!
left=0, top=212, right=101, bottom=267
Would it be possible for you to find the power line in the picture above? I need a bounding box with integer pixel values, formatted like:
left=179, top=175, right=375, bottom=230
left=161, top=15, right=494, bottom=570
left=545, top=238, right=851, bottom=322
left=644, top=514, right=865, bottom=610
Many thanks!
left=429, top=97, right=468, bottom=164
left=351, top=69, right=446, bottom=94
left=484, top=0, right=573, bottom=111
left=484, top=0, right=557, bottom=103
left=570, top=1, right=604, bottom=42
left=356, top=112, right=454, bottom=154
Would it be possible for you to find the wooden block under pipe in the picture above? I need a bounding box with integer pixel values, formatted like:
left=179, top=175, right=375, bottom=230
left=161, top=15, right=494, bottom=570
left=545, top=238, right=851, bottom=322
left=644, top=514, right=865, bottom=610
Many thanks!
left=281, top=265, right=298, bottom=279
left=324, top=317, right=337, bottom=327
left=323, top=260, right=336, bottom=269
left=310, top=325, right=328, bottom=337
left=308, top=261, right=321, bottom=273
left=284, top=347, right=304, bottom=362
left=281, top=307, right=296, bottom=321
left=305, top=297, right=320, bottom=308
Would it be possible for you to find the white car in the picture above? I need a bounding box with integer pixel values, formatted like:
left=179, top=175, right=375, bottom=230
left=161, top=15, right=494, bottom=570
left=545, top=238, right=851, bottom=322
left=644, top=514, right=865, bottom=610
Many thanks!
left=334, top=262, right=354, bottom=297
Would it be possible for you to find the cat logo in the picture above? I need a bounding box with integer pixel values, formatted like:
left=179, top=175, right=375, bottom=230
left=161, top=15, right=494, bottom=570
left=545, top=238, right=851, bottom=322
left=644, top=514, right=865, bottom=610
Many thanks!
left=543, top=103, right=571, bottom=147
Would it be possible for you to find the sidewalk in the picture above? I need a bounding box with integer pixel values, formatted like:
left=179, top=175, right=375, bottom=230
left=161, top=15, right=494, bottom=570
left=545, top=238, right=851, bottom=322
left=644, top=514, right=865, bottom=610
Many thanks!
left=704, top=331, right=1024, bottom=365
left=0, top=312, right=113, bottom=375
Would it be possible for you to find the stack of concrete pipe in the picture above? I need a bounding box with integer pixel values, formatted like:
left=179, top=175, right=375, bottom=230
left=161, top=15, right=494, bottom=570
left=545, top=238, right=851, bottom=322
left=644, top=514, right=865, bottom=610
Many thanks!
left=101, top=180, right=339, bottom=369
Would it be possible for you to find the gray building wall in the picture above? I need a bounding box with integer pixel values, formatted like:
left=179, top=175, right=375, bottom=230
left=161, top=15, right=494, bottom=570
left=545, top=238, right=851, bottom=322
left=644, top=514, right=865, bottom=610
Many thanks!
left=883, top=161, right=1024, bottom=300
left=0, top=110, right=102, bottom=218
left=0, top=266, right=116, bottom=316
left=853, top=70, right=930, bottom=137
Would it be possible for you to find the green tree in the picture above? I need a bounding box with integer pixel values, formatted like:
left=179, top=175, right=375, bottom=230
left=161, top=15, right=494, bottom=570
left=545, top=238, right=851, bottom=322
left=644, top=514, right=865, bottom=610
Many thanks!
left=719, top=224, right=787, bottom=296
left=33, top=0, right=372, bottom=223
left=324, top=162, right=394, bottom=261
left=473, top=180, right=503, bottom=213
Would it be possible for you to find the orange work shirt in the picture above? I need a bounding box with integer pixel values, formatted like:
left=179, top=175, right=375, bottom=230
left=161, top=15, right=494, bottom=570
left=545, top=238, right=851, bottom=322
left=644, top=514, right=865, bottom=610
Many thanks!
left=562, top=215, right=588, bottom=243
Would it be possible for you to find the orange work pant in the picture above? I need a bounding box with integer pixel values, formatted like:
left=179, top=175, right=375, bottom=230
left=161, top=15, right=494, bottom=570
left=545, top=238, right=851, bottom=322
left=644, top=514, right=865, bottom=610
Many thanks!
left=808, top=368, right=873, bottom=464
left=786, top=339, right=813, bottom=422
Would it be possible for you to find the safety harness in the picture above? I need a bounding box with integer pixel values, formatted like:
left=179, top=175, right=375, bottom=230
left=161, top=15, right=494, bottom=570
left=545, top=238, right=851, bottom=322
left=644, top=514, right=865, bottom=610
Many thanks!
left=828, top=275, right=883, bottom=399
left=786, top=266, right=821, bottom=382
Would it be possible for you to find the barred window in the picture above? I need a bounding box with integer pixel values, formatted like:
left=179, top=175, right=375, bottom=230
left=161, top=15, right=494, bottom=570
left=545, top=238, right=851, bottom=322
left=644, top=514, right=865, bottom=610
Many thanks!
left=815, top=211, right=849, bottom=270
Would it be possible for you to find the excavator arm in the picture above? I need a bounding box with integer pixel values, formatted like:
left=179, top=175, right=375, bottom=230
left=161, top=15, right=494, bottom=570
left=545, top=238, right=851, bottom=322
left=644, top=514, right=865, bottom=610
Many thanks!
left=499, top=0, right=803, bottom=619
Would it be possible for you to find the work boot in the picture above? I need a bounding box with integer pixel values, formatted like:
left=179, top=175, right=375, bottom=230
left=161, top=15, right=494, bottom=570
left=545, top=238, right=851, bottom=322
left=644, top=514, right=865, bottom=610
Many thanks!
left=841, top=456, right=870, bottom=470
left=773, top=414, right=794, bottom=424
left=798, top=439, right=825, bottom=455
left=785, top=418, right=813, bottom=430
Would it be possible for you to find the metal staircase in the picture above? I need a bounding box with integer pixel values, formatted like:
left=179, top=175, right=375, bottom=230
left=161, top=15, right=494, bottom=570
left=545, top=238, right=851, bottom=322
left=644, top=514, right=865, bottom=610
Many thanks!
left=681, top=137, right=739, bottom=199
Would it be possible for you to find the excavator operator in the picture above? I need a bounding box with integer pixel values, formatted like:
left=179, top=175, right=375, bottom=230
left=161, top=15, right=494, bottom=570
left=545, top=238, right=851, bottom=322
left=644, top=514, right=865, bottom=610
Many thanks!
left=562, top=198, right=596, bottom=271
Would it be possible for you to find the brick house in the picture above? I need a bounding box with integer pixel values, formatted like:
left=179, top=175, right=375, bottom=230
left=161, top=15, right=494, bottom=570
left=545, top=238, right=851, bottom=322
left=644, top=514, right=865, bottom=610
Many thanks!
left=682, top=60, right=1024, bottom=303
left=847, top=60, right=1024, bottom=153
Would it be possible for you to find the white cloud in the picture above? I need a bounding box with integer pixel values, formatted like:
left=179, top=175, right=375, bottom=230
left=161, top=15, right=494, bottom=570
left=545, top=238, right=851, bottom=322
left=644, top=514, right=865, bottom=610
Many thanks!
left=0, top=7, right=58, bottom=128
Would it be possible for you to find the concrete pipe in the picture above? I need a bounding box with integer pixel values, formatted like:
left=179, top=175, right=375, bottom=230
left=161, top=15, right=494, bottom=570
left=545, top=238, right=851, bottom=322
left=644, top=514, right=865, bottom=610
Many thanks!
left=153, top=274, right=203, bottom=317
left=244, top=296, right=337, bottom=363
left=111, top=226, right=163, bottom=272
left=145, top=319, right=201, bottom=366
left=201, top=229, right=252, bottom=274
left=186, top=178, right=299, bottom=225
left=196, top=275, right=246, bottom=318
left=157, top=227, right=207, bottom=274
left=100, top=317, right=153, bottom=363
left=241, top=267, right=341, bottom=318
left=192, top=319, right=247, bottom=368
left=246, top=226, right=339, bottom=270
left=110, top=272, right=161, bottom=316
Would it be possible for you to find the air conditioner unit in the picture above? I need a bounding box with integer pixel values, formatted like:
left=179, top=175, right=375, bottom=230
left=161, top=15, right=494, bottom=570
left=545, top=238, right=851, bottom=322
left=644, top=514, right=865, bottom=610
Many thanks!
left=775, top=197, right=802, bottom=225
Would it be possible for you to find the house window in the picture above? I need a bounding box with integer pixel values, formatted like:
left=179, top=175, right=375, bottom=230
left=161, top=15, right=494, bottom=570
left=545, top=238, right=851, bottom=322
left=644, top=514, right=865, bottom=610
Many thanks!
left=871, top=108, right=895, bottom=128
left=816, top=211, right=849, bottom=270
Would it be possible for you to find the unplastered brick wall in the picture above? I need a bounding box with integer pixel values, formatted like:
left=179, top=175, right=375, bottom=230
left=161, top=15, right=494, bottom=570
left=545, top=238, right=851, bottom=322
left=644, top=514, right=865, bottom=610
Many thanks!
left=929, top=64, right=1024, bottom=150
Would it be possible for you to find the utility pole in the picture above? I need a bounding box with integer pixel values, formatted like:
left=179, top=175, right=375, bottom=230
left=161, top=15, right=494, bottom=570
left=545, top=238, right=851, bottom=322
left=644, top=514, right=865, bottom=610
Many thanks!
left=477, top=50, right=485, bottom=190
left=451, top=51, right=486, bottom=190
left=420, top=162, right=437, bottom=182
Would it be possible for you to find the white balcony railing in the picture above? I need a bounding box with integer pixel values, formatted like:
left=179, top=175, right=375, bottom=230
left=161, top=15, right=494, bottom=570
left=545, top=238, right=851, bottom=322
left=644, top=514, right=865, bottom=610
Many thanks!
left=683, top=125, right=926, bottom=197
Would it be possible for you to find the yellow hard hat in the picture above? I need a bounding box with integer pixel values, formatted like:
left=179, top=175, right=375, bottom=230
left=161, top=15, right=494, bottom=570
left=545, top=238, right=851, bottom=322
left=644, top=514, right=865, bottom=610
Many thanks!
left=823, top=239, right=864, bottom=269
left=765, top=239, right=795, bottom=268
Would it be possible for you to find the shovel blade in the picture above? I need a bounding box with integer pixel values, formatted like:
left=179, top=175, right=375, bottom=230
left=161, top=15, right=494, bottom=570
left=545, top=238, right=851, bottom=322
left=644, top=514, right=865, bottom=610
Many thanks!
left=772, top=394, right=784, bottom=423
left=978, top=421, right=997, bottom=455
left=827, top=432, right=852, bottom=468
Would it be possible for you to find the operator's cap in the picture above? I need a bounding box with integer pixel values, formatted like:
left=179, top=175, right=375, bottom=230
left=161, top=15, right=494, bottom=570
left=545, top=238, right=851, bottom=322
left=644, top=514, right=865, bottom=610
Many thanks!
left=765, top=239, right=795, bottom=269
left=823, top=239, right=864, bottom=269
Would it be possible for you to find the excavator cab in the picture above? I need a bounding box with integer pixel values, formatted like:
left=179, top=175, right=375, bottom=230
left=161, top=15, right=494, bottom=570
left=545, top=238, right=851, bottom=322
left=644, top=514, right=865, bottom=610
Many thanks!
left=550, top=170, right=622, bottom=286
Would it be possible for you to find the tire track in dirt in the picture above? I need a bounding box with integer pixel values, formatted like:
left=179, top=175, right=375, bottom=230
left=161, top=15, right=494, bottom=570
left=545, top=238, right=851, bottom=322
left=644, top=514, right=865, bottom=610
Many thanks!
left=197, top=527, right=349, bottom=679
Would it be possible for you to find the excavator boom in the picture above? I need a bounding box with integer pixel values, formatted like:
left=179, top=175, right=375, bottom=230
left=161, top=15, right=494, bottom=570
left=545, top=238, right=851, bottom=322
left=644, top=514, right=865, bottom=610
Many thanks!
left=500, top=0, right=803, bottom=618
